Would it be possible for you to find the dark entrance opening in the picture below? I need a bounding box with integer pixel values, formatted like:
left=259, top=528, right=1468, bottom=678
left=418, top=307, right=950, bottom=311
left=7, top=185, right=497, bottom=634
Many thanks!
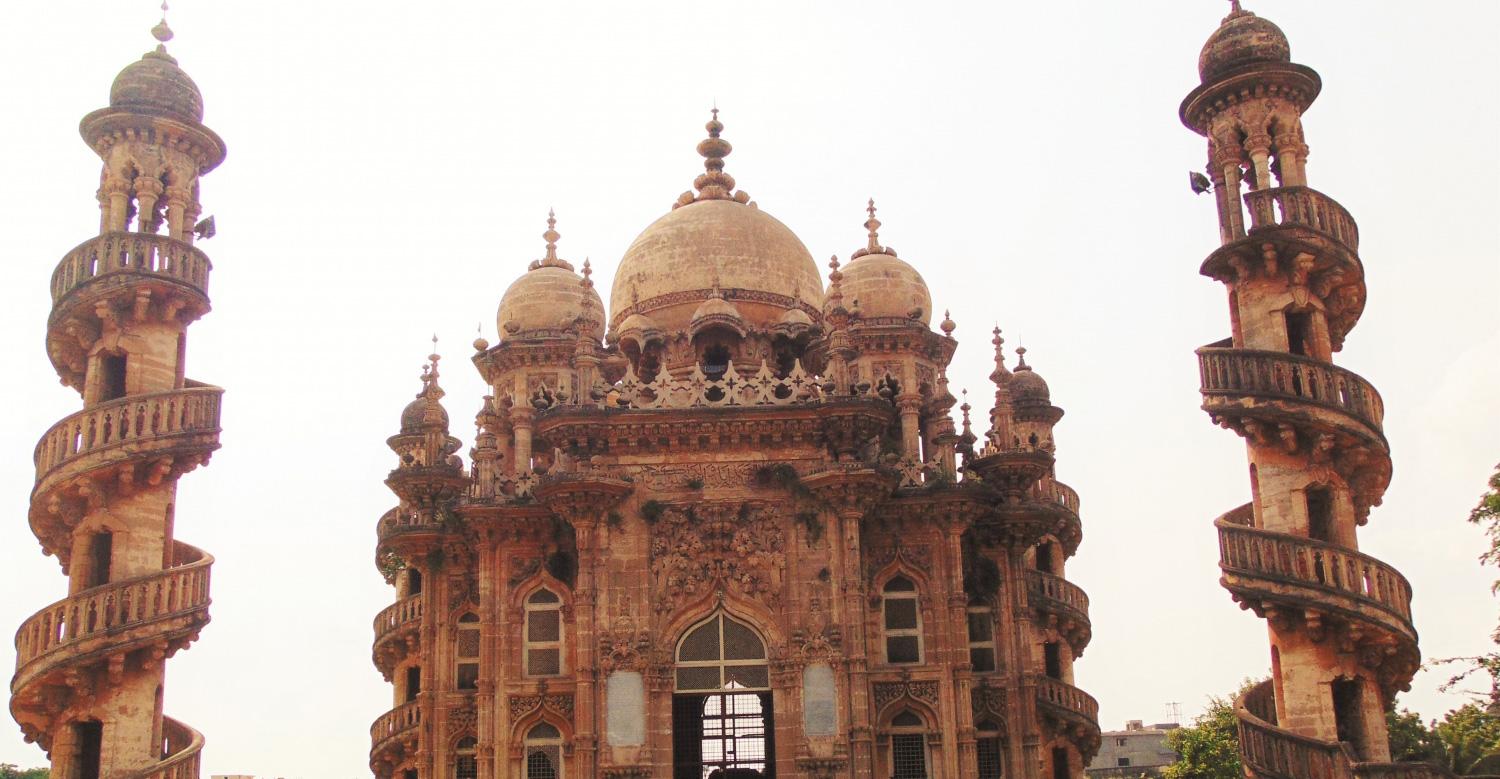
left=100, top=354, right=128, bottom=402
left=1051, top=746, right=1070, bottom=779
left=75, top=720, right=103, bottom=779
left=1307, top=487, right=1334, bottom=543
left=1332, top=678, right=1367, bottom=758
left=672, top=613, right=774, bottom=778
left=87, top=531, right=113, bottom=588
left=1285, top=311, right=1313, bottom=357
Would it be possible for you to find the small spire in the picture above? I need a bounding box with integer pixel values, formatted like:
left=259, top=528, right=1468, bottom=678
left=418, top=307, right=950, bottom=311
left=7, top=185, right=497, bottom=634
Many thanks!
left=581, top=257, right=593, bottom=285
left=151, top=1, right=174, bottom=43
left=960, top=389, right=975, bottom=440
left=420, top=335, right=445, bottom=401
left=940, top=309, right=956, bottom=336
left=1014, top=345, right=1031, bottom=371
left=989, top=326, right=1011, bottom=384
left=825, top=255, right=845, bottom=312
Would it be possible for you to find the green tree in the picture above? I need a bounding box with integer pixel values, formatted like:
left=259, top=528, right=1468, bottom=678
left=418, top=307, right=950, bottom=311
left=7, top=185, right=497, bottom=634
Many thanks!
left=1436, top=463, right=1500, bottom=703
left=1388, top=707, right=1445, bottom=764
left=0, top=764, right=50, bottom=779
left=1434, top=703, right=1500, bottom=775
left=1162, top=681, right=1259, bottom=779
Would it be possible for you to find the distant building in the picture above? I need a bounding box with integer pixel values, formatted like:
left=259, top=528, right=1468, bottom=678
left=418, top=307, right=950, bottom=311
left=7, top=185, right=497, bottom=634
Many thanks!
left=1085, top=720, right=1178, bottom=779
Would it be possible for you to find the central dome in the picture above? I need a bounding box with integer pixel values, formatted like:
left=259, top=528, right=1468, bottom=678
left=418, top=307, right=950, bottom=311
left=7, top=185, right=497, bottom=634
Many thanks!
left=611, top=199, right=823, bottom=332
left=608, top=112, right=823, bottom=334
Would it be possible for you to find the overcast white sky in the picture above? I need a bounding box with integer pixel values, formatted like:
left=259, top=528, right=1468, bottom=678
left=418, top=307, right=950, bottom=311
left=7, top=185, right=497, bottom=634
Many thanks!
left=1, top=1, right=1496, bottom=776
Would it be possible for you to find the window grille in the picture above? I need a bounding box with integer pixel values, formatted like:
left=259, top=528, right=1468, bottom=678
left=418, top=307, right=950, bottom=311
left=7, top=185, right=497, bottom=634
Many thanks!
left=892, top=733, right=927, bottom=778
left=976, top=722, right=1003, bottom=779
left=456, top=613, right=480, bottom=690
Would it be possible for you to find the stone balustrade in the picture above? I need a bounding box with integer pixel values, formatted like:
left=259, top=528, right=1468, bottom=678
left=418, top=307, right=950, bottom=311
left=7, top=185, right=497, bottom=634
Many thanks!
left=1243, top=186, right=1360, bottom=253
left=121, top=717, right=203, bottom=779
left=1028, top=570, right=1090, bottom=618
left=1197, top=347, right=1384, bottom=434
left=371, top=700, right=422, bottom=750
left=33, top=386, right=223, bottom=488
left=374, top=594, right=423, bottom=643
left=1217, top=520, right=1413, bottom=625
left=1237, top=680, right=1355, bottom=779
left=1034, top=479, right=1080, bottom=514
left=51, top=232, right=211, bottom=307
left=13, top=542, right=212, bottom=677
left=1035, top=676, right=1099, bottom=728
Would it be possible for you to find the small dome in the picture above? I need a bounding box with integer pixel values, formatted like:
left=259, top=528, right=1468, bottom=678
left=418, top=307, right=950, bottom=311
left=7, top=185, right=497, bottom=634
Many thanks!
left=496, top=212, right=604, bottom=340
left=842, top=253, right=932, bottom=325
left=1198, top=10, right=1291, bottom=83
left=778, top=308, right=814, bottom=327
left=616, top=312, right=664, bottom=347
left=497, top=265, right=604, bottom=339
left=110, top=47, right=204, bottom=123
left=1010, top=349, right=1050, bottom=403
left=689, top=292, right=746, bottom=337
left=399, top=396, right=447, bottom=434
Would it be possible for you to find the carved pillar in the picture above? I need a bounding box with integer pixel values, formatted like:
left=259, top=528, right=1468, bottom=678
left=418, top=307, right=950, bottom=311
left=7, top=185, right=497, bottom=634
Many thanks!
left=133, top=176, right=163, bottom=235
left=897, top=394, right=923, bottom=459
left=510, top=406, right=535, bottom=476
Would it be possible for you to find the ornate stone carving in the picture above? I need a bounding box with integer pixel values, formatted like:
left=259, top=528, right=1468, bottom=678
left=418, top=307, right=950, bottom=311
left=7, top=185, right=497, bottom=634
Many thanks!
left=872, top=678, right=940, bottom=712
left=972, top=683, right=1008, bottom=722
left=509, top=692, right=574, bottom=723
left=649, top=502, right=787, bottom=613
left=865, top=543, right=932, bottom=582
left=447, top=698, right=477, bottom=739
left=597, top=620, right=652, bottom=672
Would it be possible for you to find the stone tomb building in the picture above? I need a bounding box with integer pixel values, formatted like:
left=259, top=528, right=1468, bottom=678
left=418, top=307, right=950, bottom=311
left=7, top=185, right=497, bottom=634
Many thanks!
left=369, top=114, right=1099, bottom=779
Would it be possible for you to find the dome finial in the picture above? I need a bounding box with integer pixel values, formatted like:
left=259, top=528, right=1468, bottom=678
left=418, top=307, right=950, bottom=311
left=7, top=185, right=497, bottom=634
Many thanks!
left=1014, top=345, right=1030, bottom=371
left=530, top=208, right=574, bottom=271
left=151, top=1, right=174, bottom=44
left=688, top=107, right=741, bottom=204
left=852, top=198, right=895, bottom=259
left=421, top=335, right=445, bottom=401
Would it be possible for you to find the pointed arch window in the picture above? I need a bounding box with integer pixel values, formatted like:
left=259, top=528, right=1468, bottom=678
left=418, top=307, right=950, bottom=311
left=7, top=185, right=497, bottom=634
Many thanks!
left=525, top=722, right=563, bottom=779
left=673, top=613, right=773, bottom=777
left=883, top=576, right=922, bottom=664
left=525, top=588, right=563, bottom=676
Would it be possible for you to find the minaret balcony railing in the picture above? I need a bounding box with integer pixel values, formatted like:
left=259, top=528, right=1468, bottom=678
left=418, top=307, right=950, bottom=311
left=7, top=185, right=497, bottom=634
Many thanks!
left=33, top=386, right=223, bottom=495
left=120, top=716, right=204, bottom=779
left=1236, top=679, right=1356, bottom=779
left=50, top=232, right=211, bottom=310
left=1027, top=571, right=1090, bottom=622
left=1217, top=513, right=1414, bottom=637
left=1197, top=347, right=1384, bottom=436
left=1035, top=676, right=1100, bottom=731
left=1033, top=479, right=1080, bottom=515
left=1242, top=186, right=1359, bottom=254
left=13, top=542, right=212, bottom=694
left=371, top=700, right=422, bottom=756
left=374, top=594, right=423, bottom=643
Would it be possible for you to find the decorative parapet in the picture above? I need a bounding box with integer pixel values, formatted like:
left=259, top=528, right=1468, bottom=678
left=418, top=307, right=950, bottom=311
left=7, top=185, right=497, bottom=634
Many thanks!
left=573, top=359, right=824, bottom=411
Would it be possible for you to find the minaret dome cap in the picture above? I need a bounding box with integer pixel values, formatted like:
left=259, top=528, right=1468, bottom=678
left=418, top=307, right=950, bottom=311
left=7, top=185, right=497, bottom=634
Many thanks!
left=109, top=43, right=205, bottom=123
left=1197, top=7, right=1291, bottom=83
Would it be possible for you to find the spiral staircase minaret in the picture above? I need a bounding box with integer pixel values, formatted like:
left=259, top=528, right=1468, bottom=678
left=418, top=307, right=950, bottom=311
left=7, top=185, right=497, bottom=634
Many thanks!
left=10, top=15, right=225, bottom=778
left=1183, top=6, right=1435, bottom=778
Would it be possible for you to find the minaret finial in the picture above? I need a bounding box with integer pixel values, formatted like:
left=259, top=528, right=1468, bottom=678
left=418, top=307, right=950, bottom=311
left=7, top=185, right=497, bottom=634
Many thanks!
left=1015, top=345, right=1030, bottom=371
left=151, top=1, right=174, bottom=43
left=989, top=326, right=1011, bottom=384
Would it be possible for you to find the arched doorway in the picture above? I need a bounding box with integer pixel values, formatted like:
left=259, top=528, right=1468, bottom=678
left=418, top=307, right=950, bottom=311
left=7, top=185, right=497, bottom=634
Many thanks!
left=671, top=612, right=774, bottom=778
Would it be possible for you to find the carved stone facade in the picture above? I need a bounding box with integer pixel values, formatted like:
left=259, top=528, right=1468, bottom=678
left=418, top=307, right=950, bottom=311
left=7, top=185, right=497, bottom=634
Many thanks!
left=9, top=15, right=227, bottom=779
left=371, top=114, right=1098, bottom=779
